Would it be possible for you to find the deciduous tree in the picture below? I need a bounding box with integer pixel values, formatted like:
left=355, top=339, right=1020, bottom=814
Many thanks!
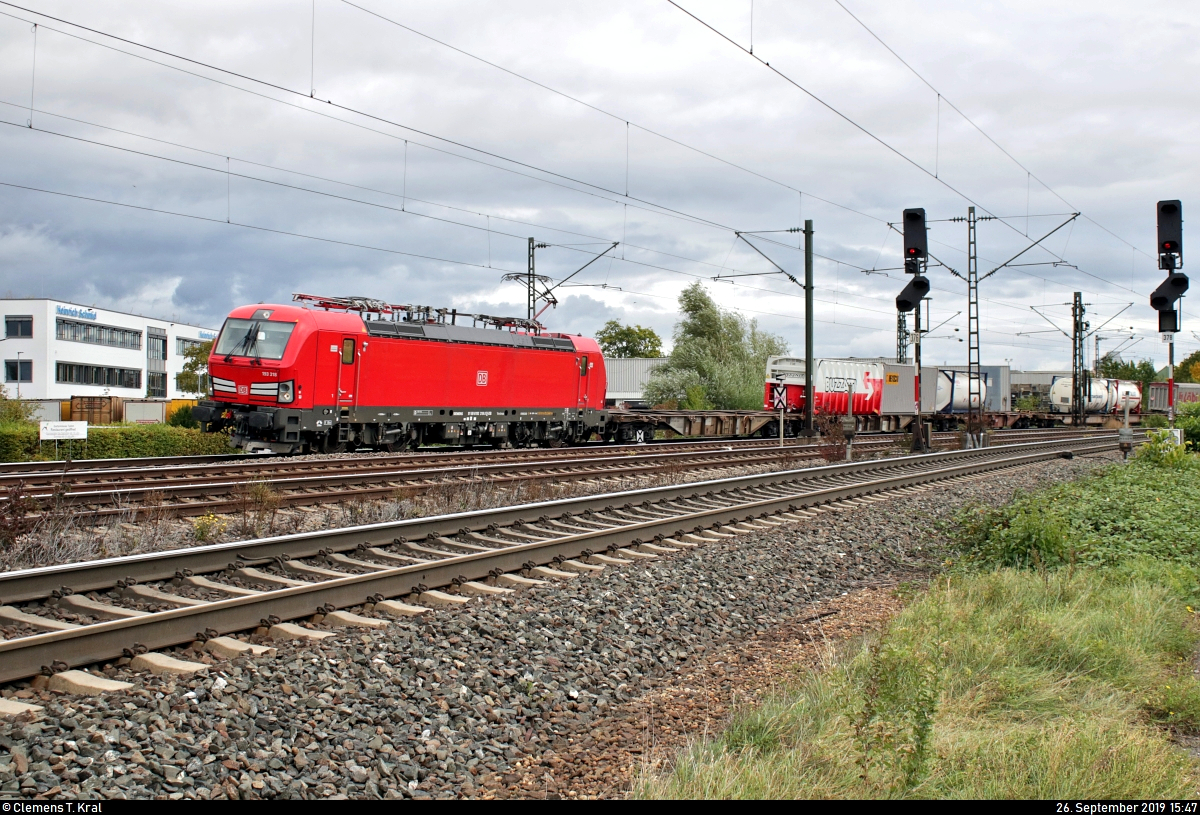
left=595, top=321, right=663, bottom=358
left=644, top=283, right=788, bottom=410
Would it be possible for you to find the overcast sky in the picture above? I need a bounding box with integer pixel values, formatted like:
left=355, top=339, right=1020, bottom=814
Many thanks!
left=0, top=0, right=1194, bottom=370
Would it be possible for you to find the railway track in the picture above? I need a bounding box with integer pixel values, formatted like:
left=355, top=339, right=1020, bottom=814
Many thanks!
left=4, top=427, right=1114, bottom=520
left=0, top=433, right=1123, bottom=685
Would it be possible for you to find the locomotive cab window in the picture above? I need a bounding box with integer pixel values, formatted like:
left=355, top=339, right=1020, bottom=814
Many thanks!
left=214, top=319, right=296, bottom=360
left=579, top=356, right=588, bottom=375
left=342, top=338, right=355, bottom=364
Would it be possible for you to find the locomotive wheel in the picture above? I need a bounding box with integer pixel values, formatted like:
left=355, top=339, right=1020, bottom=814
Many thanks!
left=321, top=431, right=346, bottom=455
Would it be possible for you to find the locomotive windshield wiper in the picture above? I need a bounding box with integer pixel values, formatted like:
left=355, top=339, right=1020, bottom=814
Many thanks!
left=224, top=321, right=263, bottom=364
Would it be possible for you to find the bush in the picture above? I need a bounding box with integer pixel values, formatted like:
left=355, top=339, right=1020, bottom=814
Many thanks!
left=1176, top=402, right=1200, bottom=445
left=0, top=423, right=234, bottom=462
left=1134, top=428, right=1195, bottom=468
left=0, top=392, right=35, bottom=425
left=1142, top=413, right=1168, bottom=428
left=168, top=405, right=199, bottom=429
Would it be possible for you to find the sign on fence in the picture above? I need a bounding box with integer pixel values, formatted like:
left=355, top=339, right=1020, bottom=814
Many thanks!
left=40, top=421, right=88, bottom=441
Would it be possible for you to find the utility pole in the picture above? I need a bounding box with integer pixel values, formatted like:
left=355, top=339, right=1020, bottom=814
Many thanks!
left=913, top=300, right=923, bottom=450
left=965, top=207, right=983, bottom=447
left=526, top=238, right=537, bottom=321
left=1071, top=292, right=1088, bottom=427
left=804, top=219, right=815, bottom=437
left=720, top=225, right=813, bottom=435
left=896, top=313, right=909, bottom=363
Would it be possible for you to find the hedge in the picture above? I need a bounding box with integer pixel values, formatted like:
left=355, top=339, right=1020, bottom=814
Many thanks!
left=0, top=423, right=236, bottom=462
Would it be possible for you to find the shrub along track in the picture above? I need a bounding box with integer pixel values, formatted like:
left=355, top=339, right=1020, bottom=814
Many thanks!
left=1, top=428, right=1111, bottom=521
left=0, top=434, right=1122, bottom=687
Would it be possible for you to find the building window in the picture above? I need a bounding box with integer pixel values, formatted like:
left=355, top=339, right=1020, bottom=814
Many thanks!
left=148, top=335, right=167, bottom=361
left=147, top=372, right=167, bottom=398
left=5, top=316, right=32, bottom=338
left=55, top=362, right=141, bottom=390
left=177, top=337, right=205, bottom=356
left=55, top=318, right=142, bottom=350
left=4, top=360, right=31, bottom=382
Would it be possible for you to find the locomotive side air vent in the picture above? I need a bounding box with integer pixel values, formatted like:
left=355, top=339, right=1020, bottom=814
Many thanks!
left=366, top=322, right=425, bottom=337
left=532, top=336, right=573, bottom=350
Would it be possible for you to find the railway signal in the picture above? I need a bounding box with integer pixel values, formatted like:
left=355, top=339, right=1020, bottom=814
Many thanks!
left=903, top=208, right=927, bottom=272
left=895, top=275, right=929, bottom=313
left=898, top=207, right=930, bottom=452
left=1152, top=200, right=1187, bottom=424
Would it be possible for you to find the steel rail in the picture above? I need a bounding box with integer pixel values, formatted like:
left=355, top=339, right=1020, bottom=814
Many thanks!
left=13, top=441, right=901, bottom=514
left=0, top=434, right=1120, bottom=684
left=8, top=437, right=897, bottom=492
left=4, top=428, right=1112, bottom=520
left=0, top=426, right=1109, bottom=482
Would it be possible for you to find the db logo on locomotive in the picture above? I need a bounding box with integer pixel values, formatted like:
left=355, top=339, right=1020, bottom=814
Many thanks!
left=476, top=370, right=489, bottom=386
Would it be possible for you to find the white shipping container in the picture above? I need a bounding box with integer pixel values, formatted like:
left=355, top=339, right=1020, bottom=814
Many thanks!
left=124, top=399, right=167, bottom=424
left=1048, top=377, right=1140, bottom=413
left=21, top=399, right=62, bottom=422
left=933, top=370, right=987, bottom=412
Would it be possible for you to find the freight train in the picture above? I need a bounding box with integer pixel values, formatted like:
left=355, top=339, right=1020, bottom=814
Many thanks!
left=193, top=295, right=610, bottom=454
left=194, top=295, right=1167, bottom=454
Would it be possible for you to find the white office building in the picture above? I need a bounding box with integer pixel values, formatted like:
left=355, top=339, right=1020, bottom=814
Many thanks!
left=0, top=299, right=219, bottom=401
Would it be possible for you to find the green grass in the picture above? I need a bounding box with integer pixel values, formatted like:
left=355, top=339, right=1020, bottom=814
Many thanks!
left=640, top=450, right=1200, bottom=799
left=639, top=567, right=1200, bottom=799
left=954, top=443, right=1200, bottom=570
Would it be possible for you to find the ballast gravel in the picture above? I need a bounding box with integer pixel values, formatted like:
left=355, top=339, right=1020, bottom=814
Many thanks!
left=0, top=453, right=1116, bottom=800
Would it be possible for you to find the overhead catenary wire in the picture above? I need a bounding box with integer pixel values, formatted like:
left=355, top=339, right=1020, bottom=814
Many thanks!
left=0, top=179, right=511, bottom=272
left=830, top=0, right=1153, bottom=262
left=0, top=3, right=1169, bottom=361
left=0, top=99, right=912, bottom=305
left=0, top=171, right=1129, bottom=357
left=337, top=0, right=886, bottom=226
left=666, top=1, right=1146, bottom=297
left=3, top=100, right=1138, bottom=342
left=0, top=2, right=818, bottom=239
left=0, top=121, right=917, bottom=323
left=0, top=0, right=1143, bottom=315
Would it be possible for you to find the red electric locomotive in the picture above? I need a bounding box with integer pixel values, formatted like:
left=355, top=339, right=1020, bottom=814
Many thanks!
left=193, top=294, right=609, bottom=453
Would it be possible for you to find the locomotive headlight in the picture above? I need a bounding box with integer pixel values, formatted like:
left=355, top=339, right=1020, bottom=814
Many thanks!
left=278, top=380, right=295, bottom=403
